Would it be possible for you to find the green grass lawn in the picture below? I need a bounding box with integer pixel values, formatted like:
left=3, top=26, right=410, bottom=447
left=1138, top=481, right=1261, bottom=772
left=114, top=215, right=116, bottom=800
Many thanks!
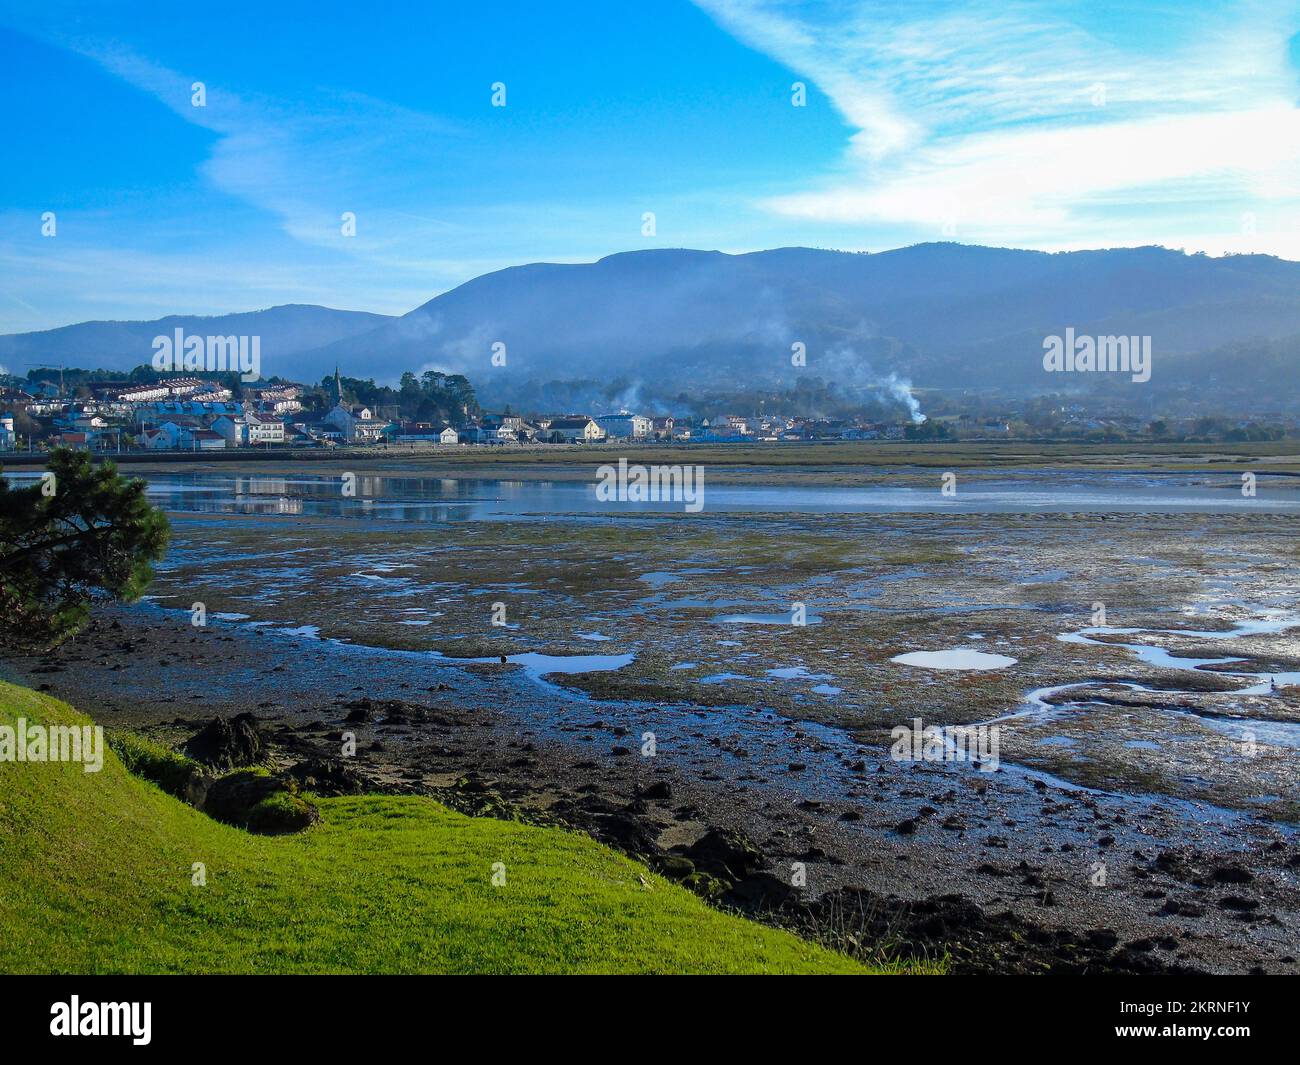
left=0, top=681, right=922, bottom=974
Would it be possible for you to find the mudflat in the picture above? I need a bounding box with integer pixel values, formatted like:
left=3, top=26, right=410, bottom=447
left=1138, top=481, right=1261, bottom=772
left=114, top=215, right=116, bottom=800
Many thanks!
left=3, top=456, right=1298, bottom=973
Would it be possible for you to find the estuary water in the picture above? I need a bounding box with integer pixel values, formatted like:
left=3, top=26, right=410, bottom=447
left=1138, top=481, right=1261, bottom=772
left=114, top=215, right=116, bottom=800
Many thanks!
left=5, top=468, right=1298, bottom=518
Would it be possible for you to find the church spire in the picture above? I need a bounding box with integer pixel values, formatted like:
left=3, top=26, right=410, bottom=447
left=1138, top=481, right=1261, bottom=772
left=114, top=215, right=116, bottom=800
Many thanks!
left=334, top=365, right=343, bottom=407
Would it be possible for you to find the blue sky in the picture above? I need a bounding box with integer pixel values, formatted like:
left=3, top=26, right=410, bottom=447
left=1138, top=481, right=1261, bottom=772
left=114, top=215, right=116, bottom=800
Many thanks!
left=3, top=0, right=1300, bottom=334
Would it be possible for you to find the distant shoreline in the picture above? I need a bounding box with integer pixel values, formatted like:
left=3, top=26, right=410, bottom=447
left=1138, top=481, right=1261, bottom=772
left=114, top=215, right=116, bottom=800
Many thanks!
left=3, top=438, right=1299, bottom=475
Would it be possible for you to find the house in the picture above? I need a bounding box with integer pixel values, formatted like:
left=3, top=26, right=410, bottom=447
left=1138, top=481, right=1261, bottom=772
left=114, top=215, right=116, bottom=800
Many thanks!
left=292, top=420, right=344, bottom=444
left=0, top=412, right=15, bottom=449
left=326, top=402, right=385, bottom=442
left=387, top=422, right=436, bottom=442
left=146, top=418, right=226, bottom=450
left=211, top=415, right=248, bottom=447
left=285, top=424, right=325, bottom=447
left=72, top=413, right=108, bottom=432
left=245, top=412, right=285, bottom=445
left=387, top=422, right=460, bottom=444
left=248, top=384, right=302, bottom=414
left=650, top=416, right=674, bottom=439
left=146, top=420, right=190, bottom=448
left=481, top=413, right=525, bottom=432
left=324, top=366, right=385, bottom=443
left=594, top=412, right=652, bottom=439
left=186, top=429, right=226, bottom=451
left=457, top=423, right=491, bottom=444
left=105, top=382, right=170, bottom=403
left=0, top=386, right=35, bottom=407
left=544, top=416, right=605, bottom=443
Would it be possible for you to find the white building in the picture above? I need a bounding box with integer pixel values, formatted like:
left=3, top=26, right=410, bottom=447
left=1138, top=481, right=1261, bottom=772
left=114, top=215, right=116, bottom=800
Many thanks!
left=545, top=417, right=605, bottom=443
left=251, top=385, right=302, bottom=414
left=211, top=415, right=247, bottom=447
left=595, top=412, right=652, bottom=439
left=324, top=366, right=385, bottom=443
left=113, top=383, right=171, bottom=403
left=211, top=411, right=286, bottom=447
left=247, top=412, right=285, bottom=445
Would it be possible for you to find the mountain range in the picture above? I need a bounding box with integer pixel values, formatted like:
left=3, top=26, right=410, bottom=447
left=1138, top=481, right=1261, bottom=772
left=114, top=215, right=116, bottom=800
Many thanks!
left=5, top=244, right=1299, bottom=414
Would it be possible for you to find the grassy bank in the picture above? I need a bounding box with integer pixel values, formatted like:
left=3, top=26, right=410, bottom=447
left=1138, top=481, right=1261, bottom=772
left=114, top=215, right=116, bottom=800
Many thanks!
left=0, top=681, right=914, bottom=974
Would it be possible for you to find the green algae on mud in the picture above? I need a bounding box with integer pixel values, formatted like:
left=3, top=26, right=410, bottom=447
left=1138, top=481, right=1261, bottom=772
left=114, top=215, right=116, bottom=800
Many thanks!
left=144, top=508, right=1300, bottom=818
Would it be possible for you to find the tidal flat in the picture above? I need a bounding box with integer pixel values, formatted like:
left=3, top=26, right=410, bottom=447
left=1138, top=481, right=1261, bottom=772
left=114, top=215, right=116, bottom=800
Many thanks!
left=131, top=504, right=1300, bottom=815
left=4, top=458, right=1299, bottom=972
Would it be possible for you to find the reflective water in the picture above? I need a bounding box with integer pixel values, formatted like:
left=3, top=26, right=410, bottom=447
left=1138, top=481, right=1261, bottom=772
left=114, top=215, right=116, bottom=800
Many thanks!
left=6, top=468, right=1299, bottom=518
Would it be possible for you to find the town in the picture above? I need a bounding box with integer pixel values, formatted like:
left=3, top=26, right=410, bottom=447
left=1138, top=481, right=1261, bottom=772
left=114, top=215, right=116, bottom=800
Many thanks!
left=0, top=363, right=934, bottom=454
left=1, top=362, right=1295, bottom=454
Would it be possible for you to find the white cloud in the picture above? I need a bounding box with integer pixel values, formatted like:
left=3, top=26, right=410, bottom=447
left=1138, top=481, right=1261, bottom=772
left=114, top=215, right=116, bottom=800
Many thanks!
left=78, top=43, right=467, bottom=257
left=697, top=0, right=1300, bottom=253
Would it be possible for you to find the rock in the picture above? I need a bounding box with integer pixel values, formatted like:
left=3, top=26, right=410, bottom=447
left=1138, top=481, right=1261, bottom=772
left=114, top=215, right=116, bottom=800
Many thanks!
left=682, top=872, right=728, bottom=899
left=182, top=714, right=267, bottom=770
left=1211, top=864, right=1254, bottom=884
left=727, top=870, right=800, bottom=909
left=589, top=812, right=659, bottom=857
left=284, top=758, right=373, bottom=797
left=1160, top=898, right=1205, bottom=918
left=202, top=770, right=318, bottom=834
left=658, top=856, right=695, bottom=880
left=684, top=827, right=764, bottom=881
left=638, top=781, right=673, bottom=801
left=176, top=766, right=213, bottom=808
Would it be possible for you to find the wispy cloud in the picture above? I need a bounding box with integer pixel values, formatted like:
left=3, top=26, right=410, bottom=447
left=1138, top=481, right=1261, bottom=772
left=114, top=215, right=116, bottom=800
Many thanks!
left=697, top=0, right=1300, bottom=254
left=78, top=41, right=469, bottom=257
